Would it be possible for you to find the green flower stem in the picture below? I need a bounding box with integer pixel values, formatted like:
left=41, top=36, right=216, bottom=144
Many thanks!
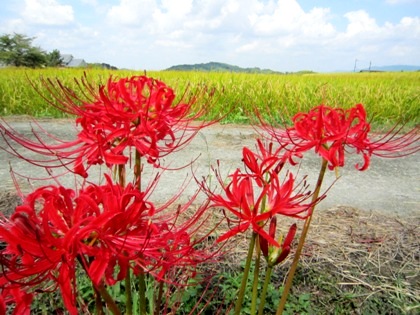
left=276, top=158, right=328, bottom=315
left=78, top=252, right=120, bottom=315
left=115, top=164, right=133, bottom=315
left=138, top=271, right=147, bottom=315
left=125, top=270, right=133, bottom=315
left=250, top=243, right=261, bottom=315
left=135, top=149, right=142, bottom=191
left=234, top=232, right=257, bottom=315
left=134, top=150, right=146, bottom=315
left=154, top=281, right=165, bottom=315
left=97, top=284, right=122, bottom=315
left=257, top=265, right=273, bottom=315
left=94, top=286, right=104, bottom=315
left=118, top=164, right=126, bottom=187
left=250, top=177, right=269, bottom=314
left=134, top=150, right=146, bottom=314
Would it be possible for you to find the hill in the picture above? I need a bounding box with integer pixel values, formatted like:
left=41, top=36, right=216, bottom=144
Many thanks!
left=165, top=62, right=286, bottom=74
left=360, top=65, right=420, bottom=72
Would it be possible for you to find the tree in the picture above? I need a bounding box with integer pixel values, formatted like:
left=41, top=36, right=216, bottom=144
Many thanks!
left=46, top=49, right=63, bottom=67
left=0, top=33, right=46, bottom=68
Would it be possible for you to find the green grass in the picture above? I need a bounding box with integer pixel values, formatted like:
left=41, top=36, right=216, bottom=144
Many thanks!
left=27, top=258, right=418, bottom=315
left=0, top=68, right=419, bottom=128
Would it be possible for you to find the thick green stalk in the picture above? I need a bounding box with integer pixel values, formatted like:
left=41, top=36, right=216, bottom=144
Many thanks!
left=276, top=158, right=328, bottom=315
left=78, top=255, right=118, bottom=315
left=154, top=281, right=165, bottom=315
left=138, top=272, right=147, bottom=315
left=115, top=164, right=133, bottom=315
left=257, top=265, right=273, bottom=315
left=94, top=286, right=104, bottom=315
left=118, top=164, right=126, bottom=187
left=134, top=149, right=142, bottom=191
left=97, top=284, right=122, bottom=315
left=250, top=244, right=261, bottom=315
left=125, top=270, right=133, bottom=315
left=250, top=180, right=270, bottom=314
left=234, top=233, right=257, bottom=315
left=134, top=150, right=147, bottom=314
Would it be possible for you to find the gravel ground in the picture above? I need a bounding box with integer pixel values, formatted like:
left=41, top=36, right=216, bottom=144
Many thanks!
left=1, top=118, right=419, bottom=217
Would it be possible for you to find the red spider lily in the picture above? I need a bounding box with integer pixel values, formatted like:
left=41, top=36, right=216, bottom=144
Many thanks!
left=242, top=139, right=290, bottom=186
left=149, top=225, right=210, bottom=282
left=260, top=104, right=419, bottom=170
left=0, top=175, right=218, bottom=313
left=0, top=75, right=213, bottom=178
left=202, top=141, right=317, bottom=246
left=0, top=177, right=156, bottom=313
left=140, top=194, right=221, bottom=284
left=259, top=217, right=297, bottom=267
left=0, top=202, right=79, bottom=314
left=0, top=286, right=33, bottom=315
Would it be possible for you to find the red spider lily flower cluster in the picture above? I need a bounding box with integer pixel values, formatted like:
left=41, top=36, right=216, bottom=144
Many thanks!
left=260, top=104, right=419, bottom=170
left=202, top=139, right=319, bottom=247
left=0, top=75, right=212, bottom=177
left=0, top=176, right=214, bottom=314
left=0, top=74, right=219, bottom=314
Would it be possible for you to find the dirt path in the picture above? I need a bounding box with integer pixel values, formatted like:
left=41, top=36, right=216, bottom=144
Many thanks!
left=1, top=118, right=419, bottom=217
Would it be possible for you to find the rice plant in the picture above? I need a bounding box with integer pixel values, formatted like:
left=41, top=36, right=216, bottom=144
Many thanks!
left=1, top=68, right=419, bottom=128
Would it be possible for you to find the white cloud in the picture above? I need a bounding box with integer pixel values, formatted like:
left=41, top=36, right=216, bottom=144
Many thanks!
left=328, top=10, right=420, bottom=69
left=80, top=0, right=99, bottom=5
left=250, top=0, right=305, bottom=35
left=154, top=38, right=193, bottom=49
left=107, top=0, right=157, bottom=26
left=1, top=0, right=418, bottom=71
left=344, top=10, right=380, bottom=36
left=160, top=0, right=193, bottom=17
left=0, top=18, right=26, bottom=34
left=301, top=8, right=336, bottom=37
left=22, top=0, right=74, bottom=25
left=31, top=25, right=102, bottom=61
left=97, top=0, right=419, bottom=70
left=249, top=0, right=335, bottom=41
left=237, top=40, right=260, bottom=53
left=105, top=0, right=335, bottom=42
left=389, top=44, right=415, bottom=56
left=151, top=0, right=193, bottom=33
left=342, top=11, right=420, bottom=43
left=398, top=16, right=420, bottom=36
left=386, top=0, right=420, bottom=4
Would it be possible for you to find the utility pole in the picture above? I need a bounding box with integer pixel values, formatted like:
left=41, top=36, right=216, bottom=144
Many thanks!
left=354, top=59, right=358, bottom=72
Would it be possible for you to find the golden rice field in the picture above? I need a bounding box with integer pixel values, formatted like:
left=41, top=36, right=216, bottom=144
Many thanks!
left=0, top=67, right=419, bottom=129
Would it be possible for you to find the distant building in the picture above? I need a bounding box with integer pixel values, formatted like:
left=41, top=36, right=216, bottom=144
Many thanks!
left=62, top=54, right=87, bottom=68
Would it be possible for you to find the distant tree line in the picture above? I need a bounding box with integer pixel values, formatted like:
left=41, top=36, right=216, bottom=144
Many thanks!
left=0, top=33, right=119, bottom=69
left=166, top=61, right=283, bottom=74
left=166, top=61, right=316, bottom=75
left=89, top=62, right=119, bottom=70
left=0, top=33, right=64, bottom=68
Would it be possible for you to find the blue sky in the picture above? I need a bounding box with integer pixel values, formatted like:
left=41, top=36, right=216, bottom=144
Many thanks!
left=1, top=0, right=419, bottom=72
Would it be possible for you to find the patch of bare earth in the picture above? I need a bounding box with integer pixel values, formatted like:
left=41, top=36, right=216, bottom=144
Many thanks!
left=204, top=206, right=420, bottom=314
left=0, top=191, right=22, bottom=217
